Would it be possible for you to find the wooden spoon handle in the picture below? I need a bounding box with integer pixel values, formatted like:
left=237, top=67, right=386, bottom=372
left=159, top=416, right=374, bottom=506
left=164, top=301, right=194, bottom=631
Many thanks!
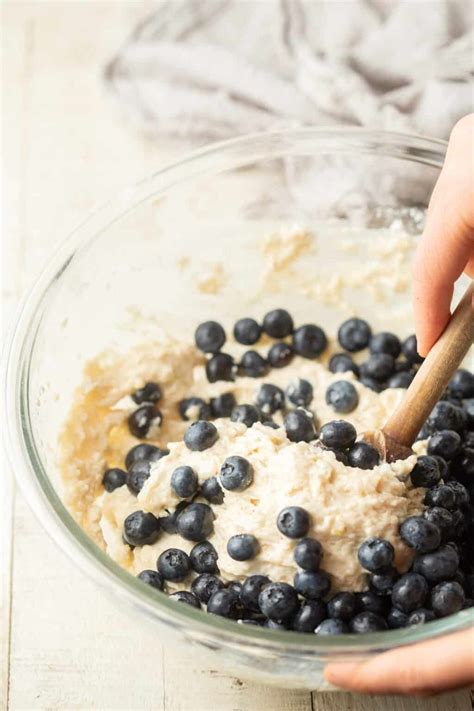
left=383, top=281, right=473, bottom=448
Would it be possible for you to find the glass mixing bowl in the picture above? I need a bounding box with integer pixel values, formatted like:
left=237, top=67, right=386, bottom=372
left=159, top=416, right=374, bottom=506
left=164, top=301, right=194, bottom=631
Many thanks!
left=4, top=128, right=473, bottom=690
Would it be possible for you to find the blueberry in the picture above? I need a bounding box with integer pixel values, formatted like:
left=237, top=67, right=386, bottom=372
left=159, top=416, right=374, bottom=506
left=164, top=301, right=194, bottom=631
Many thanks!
left=400, top=516, right=441, bottom=553
left=263, top=309, right=294, bottom=338
left=337, top=318, right=372, bottom=352
left=283, top=409, right=316, bottom=442
left=450, top=448, right=474, bottom=485
left=190, top=541, right=219, bottom=574
left=292, top=601, right=327, bottom=633
left=423, top=507, right=454, bottom=542
left=128, top=405, right=162, bottom=439
left=426, top=401, right=466, bottom=434
left=462, top=398, right=474, bottom=428
left=258, top=582, right=299, bottom=622
left=267, top=342, right=294, bottom=368
left=448, top=369, right=474, bottom=399
left=350, top=611, right=388, bottom=633
left=427, top=430, right=462, bottom=461
left=431, top=581, right=465, bottom=617
left=370, top=567, right=399, bottom=593
left=239, top=350, right=268, bottom=378
left=391, top=573, right=428, bottom=612
left=387, top=371, right=414, bottom=389
left=319, top=420, right=357, bottom=450
left=125, top=443, right=168, bottom=470
left=286, top=378, right=313, bottom=407
left=206, top=353, right=236, bottom=383
left=463, top=430, right=474, bottom=448
left=424, top=484, right=457, bottom=511
left=220, top=455, right=253, bottom=491
left=241, top=575, right=271, bottom=611
left=325, top=380, right=359, bottom=414
left=407, top=608, right=436, bottom=625
left=179, top=397, right=211, bottom=421
left=359, top=375, right=385, bottom=393
left=131, top=381, right=162, bottom=405
left=195, top=320, right=226, bottom=353
left=226, top=581, right=243, bottom=598
left=233, top=317, right=262, bottom=345
left=227, top=534, right=259, bottom=561
left=316, top=619, right=349, bottom=635
left=191, top=573, right=225, bottom=604
left=294, top=570, right=331, bottom=600
left=347, top=442, right=380, bottom=470
left=369, top=332, right=401, bottom=359
left=207, top=589, right=242, bottom=619
left=387, top=608, right=409, bottom=629
left=158, top=502, right=187, bottom=535
left=102, top=467, right=127, bottom=492
left=256, top=383, right=285, bottom=414
left=137, top=570, right=165, bottom=591
left=412, top=545, right=460, bottom=584
left=432, top=455, right=449, bottom=480
left=200, top=477, right=225, bottom=505
left=184, top=420, right=219, bottom=451
left=127, top=460, right=152, bottom=495
left=171, top=466, right=199, bottom=498
left=327, top=592, right=357, bottom=621
left=169, top=591, right=201, bottom=608
left=176, top=502, right=214, bottom=542
left=123, top=510, right=160, bottom=546
left=230, top=404, right=261, bottom=427
left=328, top=353, right=360, bottom=376
left=402, top=334, right=423, bottom=364
left=356, top=591, right=390, bottom=616
left=210, top=392, right=237, bottom=419
left=294, top=538, right=322, bottom=571
left=445, top=481, right=470, bottom=508
left=264, top=619, right=288, bottom=630
left=358, top=538, right=394, bottom=573
left=277, top=506, right=311, bottom=539
left=410, top=455, right=441, bottom=488
left=292, top=324, right=328, bottom=358
left=360, top=354, right=396, bottom=383
left=157, top=548, right=191, bottom=582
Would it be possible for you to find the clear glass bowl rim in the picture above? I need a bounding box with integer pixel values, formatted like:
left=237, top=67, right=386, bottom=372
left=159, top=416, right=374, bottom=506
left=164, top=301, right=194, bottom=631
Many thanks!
left=4, top=126, right=473, bottom=657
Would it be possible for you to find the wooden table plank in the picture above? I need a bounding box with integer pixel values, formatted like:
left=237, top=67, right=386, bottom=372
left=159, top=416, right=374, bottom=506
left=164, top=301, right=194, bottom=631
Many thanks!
left=2, top=3, right=472, bottom=710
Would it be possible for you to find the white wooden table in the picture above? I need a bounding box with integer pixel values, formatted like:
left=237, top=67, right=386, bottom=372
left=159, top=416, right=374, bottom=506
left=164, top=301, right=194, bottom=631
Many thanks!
left=1, top=3, right=472, bottom=709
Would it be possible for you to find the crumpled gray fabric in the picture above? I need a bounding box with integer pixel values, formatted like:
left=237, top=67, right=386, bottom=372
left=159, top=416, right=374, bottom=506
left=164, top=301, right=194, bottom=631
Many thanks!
left=105, top=0, right=473, bottom=141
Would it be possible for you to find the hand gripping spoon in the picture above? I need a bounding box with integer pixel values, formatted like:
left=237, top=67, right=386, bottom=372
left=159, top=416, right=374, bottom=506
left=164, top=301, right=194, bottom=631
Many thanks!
left=364, top=282, right=473, bottom=463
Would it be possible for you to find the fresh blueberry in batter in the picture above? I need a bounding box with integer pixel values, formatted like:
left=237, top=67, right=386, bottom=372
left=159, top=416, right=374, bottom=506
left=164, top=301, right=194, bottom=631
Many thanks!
left=337, top=318, right=372, bottom=352
left=157, top=548, right=191, bottom=582
left=233, top=317, right=262, bottom=345
left=190, top=540, right=219, bottom=574
left=277, top=506, right=310, bottom=539
left=325, top=380, right=359, bottom=414
left=267, top=342, right=294, bottom=368
left=171, top=465, right=199, bottom=498
left=102, top=467, right=127, bottom=492
left=206, top=353, right=236, bottom=383
left=184, top=420, right=219, bottom=451
left=292, top=324, right=327, bottom=358
left=255, top=383, right=285, bottom=414
left=176, top=502, right=214, bottom=541
left=285, top=378, right=313, bottom=408
left=239, top=350, right=268, bottom=378
left=200, top=476, right=225, bottom=505
left=283, top=409, right=316, bottom=443
left=227, top=534, right=259, bottom=561
left=123, top=510, right=161, bottom=546
left=195, top=320, right=226, bottom=353
left=131, top=381, right=162, bottom=405
left=263, top=309, right=294, bottom=338
left=179, top=397, right=211, bottom=421
left=128, top=404, right=162, bottom=438
left=220, top=455, right=254, bottom=491
left=230, top=403, right=261, bottom=428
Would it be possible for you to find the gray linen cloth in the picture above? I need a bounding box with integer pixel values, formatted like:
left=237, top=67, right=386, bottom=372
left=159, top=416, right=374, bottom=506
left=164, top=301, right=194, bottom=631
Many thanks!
left=105, top=0, right=473, bottom=142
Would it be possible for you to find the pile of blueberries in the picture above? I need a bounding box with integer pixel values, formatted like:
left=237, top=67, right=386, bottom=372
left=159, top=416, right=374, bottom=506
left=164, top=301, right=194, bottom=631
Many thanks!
left=100, top=308, right=474, bottom=634
left=125, top=309, right=430, bottom=466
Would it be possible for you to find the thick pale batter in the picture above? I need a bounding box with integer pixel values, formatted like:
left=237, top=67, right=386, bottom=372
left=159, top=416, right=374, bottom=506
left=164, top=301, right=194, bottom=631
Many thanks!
left=60, top=336, right=424, bottom=594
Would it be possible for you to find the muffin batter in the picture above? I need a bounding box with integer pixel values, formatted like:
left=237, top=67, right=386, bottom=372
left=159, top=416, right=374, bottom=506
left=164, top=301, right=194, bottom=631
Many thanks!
left=60, top=334, right=424, bottom=594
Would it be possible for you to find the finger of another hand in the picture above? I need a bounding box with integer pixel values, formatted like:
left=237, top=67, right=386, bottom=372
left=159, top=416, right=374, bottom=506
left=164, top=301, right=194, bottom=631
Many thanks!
left=413, top=115, right=474, bottom=357
left=324, top=627, right=474, bottom=696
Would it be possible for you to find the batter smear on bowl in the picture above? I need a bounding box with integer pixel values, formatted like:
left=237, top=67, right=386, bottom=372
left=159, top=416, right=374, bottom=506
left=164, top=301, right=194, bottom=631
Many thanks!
left=60, top=308, right=474, bottom=633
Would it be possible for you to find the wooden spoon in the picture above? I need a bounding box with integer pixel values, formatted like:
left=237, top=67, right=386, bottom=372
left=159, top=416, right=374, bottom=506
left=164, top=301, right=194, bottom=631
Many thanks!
left=364, top=281, right=473, bottom=463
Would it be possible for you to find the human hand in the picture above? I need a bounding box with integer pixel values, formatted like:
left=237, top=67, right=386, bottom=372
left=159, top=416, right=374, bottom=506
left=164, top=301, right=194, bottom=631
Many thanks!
left=325, top=627, right=474, bottom=695
left=413, top=114, right=474, bottom=357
